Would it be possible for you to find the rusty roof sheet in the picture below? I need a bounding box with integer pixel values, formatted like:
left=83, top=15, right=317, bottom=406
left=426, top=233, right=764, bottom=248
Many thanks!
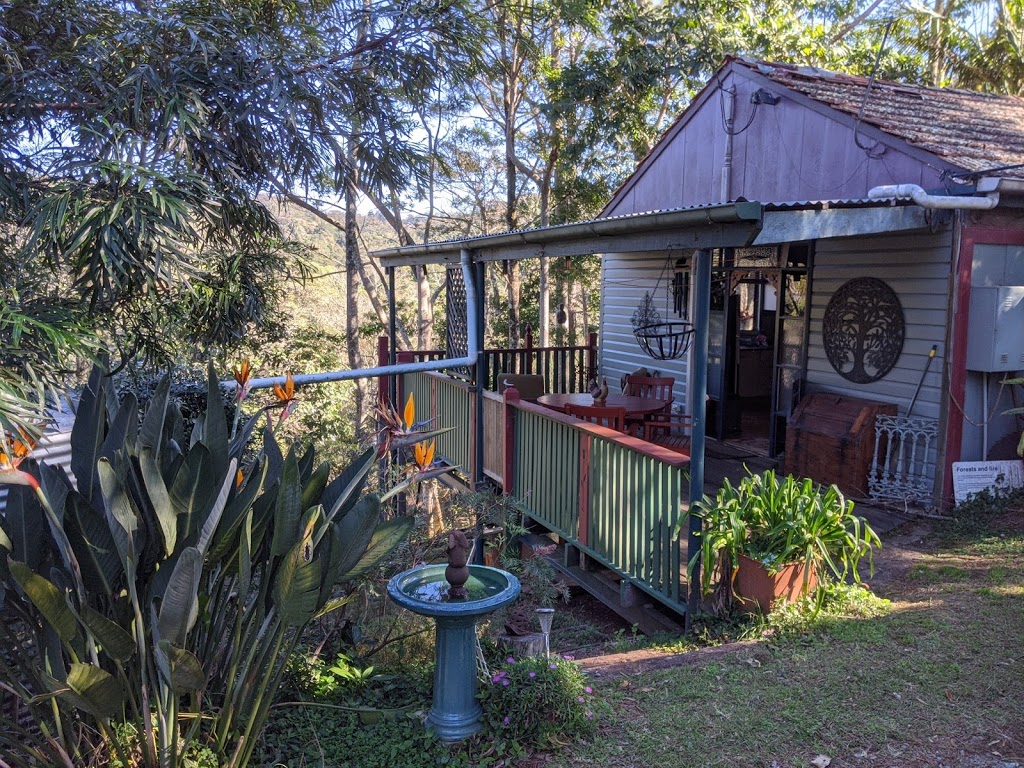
left=739, top=58, right=1024, bottom=179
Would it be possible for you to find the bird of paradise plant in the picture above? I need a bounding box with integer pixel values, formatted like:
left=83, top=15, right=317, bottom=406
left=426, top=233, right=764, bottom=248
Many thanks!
left=0, top=363, right=453, bottom=768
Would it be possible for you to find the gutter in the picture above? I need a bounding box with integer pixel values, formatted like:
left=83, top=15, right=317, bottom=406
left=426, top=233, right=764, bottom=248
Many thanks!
left=241, top=250, right=478, bottom=392
left=868, top=184, right=999, bottom=210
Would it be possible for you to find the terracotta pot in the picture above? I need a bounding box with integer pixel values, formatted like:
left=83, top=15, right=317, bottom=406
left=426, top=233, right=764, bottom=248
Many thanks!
left=734, top=553, right=818, bottom=614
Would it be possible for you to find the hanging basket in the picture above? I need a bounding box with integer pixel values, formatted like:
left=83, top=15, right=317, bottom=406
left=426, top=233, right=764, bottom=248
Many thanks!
left=633, top=321, right=694, bottom=360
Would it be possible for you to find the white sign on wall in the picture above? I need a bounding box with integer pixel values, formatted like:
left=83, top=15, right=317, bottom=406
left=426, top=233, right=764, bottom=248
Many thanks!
left=952, top=460, right=1024, bottom=504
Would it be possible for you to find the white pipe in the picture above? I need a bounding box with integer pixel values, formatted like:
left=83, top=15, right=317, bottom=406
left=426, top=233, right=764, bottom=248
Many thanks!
left=240, top=250, right=479, bottom=391
left=868, top=184, right=999, bottom=210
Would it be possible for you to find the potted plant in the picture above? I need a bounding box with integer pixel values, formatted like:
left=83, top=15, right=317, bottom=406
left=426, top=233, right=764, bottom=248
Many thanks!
left=686, top=469, right=881, bottom=614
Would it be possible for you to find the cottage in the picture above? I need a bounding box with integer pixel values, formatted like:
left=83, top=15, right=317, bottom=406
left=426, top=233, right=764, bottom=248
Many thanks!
left=372, top=58, right=1024, bottom=621
left=598, top=57, right=1024, bottom=506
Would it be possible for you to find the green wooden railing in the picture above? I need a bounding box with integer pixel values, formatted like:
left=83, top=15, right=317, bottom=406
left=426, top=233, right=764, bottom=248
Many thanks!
left=399, top=371, right=690, bottom=615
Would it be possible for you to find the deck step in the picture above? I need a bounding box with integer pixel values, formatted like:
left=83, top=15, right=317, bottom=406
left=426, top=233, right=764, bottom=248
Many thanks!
left=544, top=545, right=683, bottom=637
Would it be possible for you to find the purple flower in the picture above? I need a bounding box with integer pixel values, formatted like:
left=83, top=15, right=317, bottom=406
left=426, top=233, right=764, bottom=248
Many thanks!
left=502, top=679, right=510, bottom=687
left=491, top=675, right=502, bottom=683
left=577, top=696, right=585, bottom=703
left=528, top=672, right=536, bottom=678
left=549, top=663, right=557, bottom=669
left=563, top=654, right=575, bottom=661
left=584, top=686, right=593, bottom=694
left=503, top=716, right=510, bottom=725
left=506, top=657, right=515, bottom=664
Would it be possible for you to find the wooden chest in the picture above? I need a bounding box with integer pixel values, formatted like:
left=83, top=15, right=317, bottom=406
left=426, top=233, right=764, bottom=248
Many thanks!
left=784, top=393, right=897, bottom=497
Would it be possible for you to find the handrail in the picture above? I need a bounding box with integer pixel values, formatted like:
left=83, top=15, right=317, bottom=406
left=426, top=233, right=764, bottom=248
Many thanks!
left=234, top=251, right=479, bottom=393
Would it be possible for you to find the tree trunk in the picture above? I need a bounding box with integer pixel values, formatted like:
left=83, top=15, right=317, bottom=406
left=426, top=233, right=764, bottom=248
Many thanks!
left=344, top=174, right=366, bottom=441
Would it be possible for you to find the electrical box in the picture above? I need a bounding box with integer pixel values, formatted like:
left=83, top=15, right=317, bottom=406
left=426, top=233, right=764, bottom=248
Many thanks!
left=966, top=286, right=1024, bottom=372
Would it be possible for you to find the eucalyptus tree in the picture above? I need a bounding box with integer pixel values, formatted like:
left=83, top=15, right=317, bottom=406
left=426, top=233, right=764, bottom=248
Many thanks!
left=0, top=0, right=475, bottom=443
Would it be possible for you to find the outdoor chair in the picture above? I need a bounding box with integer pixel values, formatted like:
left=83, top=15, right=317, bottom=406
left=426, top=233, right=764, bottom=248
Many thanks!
left=565, top=403, right=627, bottom=432
left=498, top=373, right=545, bottom=401
left=644, top=412, right=692, bottom=455
left=623, top=375, right=674, bottom=434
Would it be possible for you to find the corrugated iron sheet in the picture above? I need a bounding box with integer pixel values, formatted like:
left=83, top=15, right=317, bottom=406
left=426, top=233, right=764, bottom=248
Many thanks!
left=745, top=59, right=1024, bottom=179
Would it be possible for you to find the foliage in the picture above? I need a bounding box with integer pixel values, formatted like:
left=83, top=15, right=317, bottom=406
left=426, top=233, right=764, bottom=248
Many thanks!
left=684, top=469, right=881, bottom=612
left=479, top=655, right=600, bottom=749
left=0, top=363, right=424, bottom=767
left=0, top=0, right=477, bottom=442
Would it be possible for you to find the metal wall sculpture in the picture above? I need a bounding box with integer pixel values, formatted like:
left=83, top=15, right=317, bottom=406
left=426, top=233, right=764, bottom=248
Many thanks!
left=822, top=277, right=904, bottom=383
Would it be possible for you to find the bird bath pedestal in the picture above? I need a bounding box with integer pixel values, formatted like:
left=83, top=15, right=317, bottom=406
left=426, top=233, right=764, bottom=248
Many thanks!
left=387, top=564, right=520, bottom=741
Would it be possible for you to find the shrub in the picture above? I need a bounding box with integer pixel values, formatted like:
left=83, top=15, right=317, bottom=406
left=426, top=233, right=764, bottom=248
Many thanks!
left=478, top=656, right=599, bottom=748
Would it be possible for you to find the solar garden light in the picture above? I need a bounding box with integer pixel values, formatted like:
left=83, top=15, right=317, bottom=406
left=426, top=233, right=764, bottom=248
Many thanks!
left=535, top=607, right=555, bottom=658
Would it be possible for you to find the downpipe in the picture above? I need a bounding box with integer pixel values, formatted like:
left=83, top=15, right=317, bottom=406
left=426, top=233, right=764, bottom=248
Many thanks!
left=868, top=184, right=999, bottom=210
left=239, top=250, right=478, bottom=392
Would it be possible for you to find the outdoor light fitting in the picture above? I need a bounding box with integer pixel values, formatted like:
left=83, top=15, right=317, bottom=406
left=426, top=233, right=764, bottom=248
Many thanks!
left=751, top=88, right=780, bottom=105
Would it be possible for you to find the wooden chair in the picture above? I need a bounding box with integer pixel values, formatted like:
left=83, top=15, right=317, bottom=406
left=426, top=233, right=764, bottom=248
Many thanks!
left=623, top=375, right=674, bottom=434
left=565, top=404, right=627, bottom=432
left=644, top=412, right=693, bottom=455
left=498, top=373, right=545, bottom=401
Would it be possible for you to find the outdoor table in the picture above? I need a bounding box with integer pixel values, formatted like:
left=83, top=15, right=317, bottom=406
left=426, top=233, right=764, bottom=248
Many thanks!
left=535, top=392, right=667, bottom=418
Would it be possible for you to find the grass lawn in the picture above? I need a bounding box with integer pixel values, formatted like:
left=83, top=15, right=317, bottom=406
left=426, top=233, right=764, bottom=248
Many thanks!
left=549, top=504, right=1024, bottom=768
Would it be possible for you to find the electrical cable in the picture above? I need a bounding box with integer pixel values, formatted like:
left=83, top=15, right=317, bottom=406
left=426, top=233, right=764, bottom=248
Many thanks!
left=852, top=17, right=896, bottom=159
left=718, top=80, right=759, bottom=136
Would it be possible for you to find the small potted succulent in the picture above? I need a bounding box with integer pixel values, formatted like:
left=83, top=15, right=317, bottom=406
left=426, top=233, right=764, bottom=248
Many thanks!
left=685, top=469, right=881, bottom=614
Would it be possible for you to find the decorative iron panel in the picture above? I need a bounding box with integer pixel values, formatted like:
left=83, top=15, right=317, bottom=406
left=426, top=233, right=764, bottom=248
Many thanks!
left=822, top=277, right=904, bottom=383
left=869, top=415, right=938, bottom=504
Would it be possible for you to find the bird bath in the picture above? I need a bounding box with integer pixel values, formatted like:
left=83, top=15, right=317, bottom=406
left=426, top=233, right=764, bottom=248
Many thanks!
left=387, top=534, right=520, bottom=741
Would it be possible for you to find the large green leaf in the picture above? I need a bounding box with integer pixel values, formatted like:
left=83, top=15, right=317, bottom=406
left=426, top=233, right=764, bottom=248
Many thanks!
left=271, top=449, right=303, bottom=558
left=141, top=448, right=176, bottom=556
left=301, top=461, right=330, bottom=513
left=64, top=491, right=122, bottom=596
left=38, top=463, right=70, bottom=527
left=0, top=525, right=11, bottom=581
left=66, top=662, right=124, bottom=719
left=169, top=443, right=215, bottom=544
left=322, top=446, right=375, bottom=525
left=9, top=560, right=77, bottom=642
left=138, top=376, right=169, bottom=455
left=262, top=425, right=283, bottom=487
left=207, top=459, right=267, bottom=564
left=201, top=364, right=229, bottom=477
left=102, top=391, right=139, bottom=462
left=344, top=516, right=415, bottom=581
left=71, top=365, right=106, bottom=502
left=330, top=494, right=381, bottom=577
left=156, top=546, right=202, bottom=646
left=80, top=606, right=136, bottom=662
left=162, top=641, right=205, bottom=693
left=273, top=513, right=322, bottom=627
left=196, top=458, right=236, bottom=558
left=3, top=484, right=44, bottom=570
left=98, top=459, right=138, bottom=569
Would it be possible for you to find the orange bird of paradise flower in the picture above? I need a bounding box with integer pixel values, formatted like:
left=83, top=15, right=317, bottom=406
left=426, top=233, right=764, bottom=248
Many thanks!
left=273, top=372, right=297, bottom=422
left=233, top=359, right=253, bottom=402
left=0, top=428, right=36, bottom=471
left=414, top=439, right=436, bottom=471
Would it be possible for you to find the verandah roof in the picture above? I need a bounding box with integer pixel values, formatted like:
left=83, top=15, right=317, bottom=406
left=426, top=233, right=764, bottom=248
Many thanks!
left=370, top=197, right=925, bottom=266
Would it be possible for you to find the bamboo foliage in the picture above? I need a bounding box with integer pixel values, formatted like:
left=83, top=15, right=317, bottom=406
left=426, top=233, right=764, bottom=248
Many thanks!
left=0, top=364, right=416, bottom=767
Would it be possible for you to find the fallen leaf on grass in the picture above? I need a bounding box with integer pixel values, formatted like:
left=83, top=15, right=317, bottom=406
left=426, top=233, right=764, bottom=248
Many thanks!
left=745, top=657, right=762, bottom=668
left=811, top=755, right=831, bottom=768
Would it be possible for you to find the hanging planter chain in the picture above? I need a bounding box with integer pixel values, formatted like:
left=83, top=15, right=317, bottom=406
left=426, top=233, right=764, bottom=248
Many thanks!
left=631, top=255, right=693, bottom=360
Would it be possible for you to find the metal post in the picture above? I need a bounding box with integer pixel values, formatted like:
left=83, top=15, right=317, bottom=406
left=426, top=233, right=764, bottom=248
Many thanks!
left=686, top=248, right=712, bottom=629
left=388, top=266, right=398, bottom=405
left=472, top=256, right=487, bottom=564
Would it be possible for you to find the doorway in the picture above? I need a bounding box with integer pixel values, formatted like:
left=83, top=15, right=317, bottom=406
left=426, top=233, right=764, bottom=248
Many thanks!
left=704, top=244, right=811, bottom=456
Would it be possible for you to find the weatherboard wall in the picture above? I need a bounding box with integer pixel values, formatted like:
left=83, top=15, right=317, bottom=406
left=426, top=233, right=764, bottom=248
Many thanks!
left=599, top=252, right=690, bottom=409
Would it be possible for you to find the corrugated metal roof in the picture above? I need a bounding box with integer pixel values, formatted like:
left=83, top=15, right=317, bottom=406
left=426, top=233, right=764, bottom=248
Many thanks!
left=740, top=58, right=1024, bottom=179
